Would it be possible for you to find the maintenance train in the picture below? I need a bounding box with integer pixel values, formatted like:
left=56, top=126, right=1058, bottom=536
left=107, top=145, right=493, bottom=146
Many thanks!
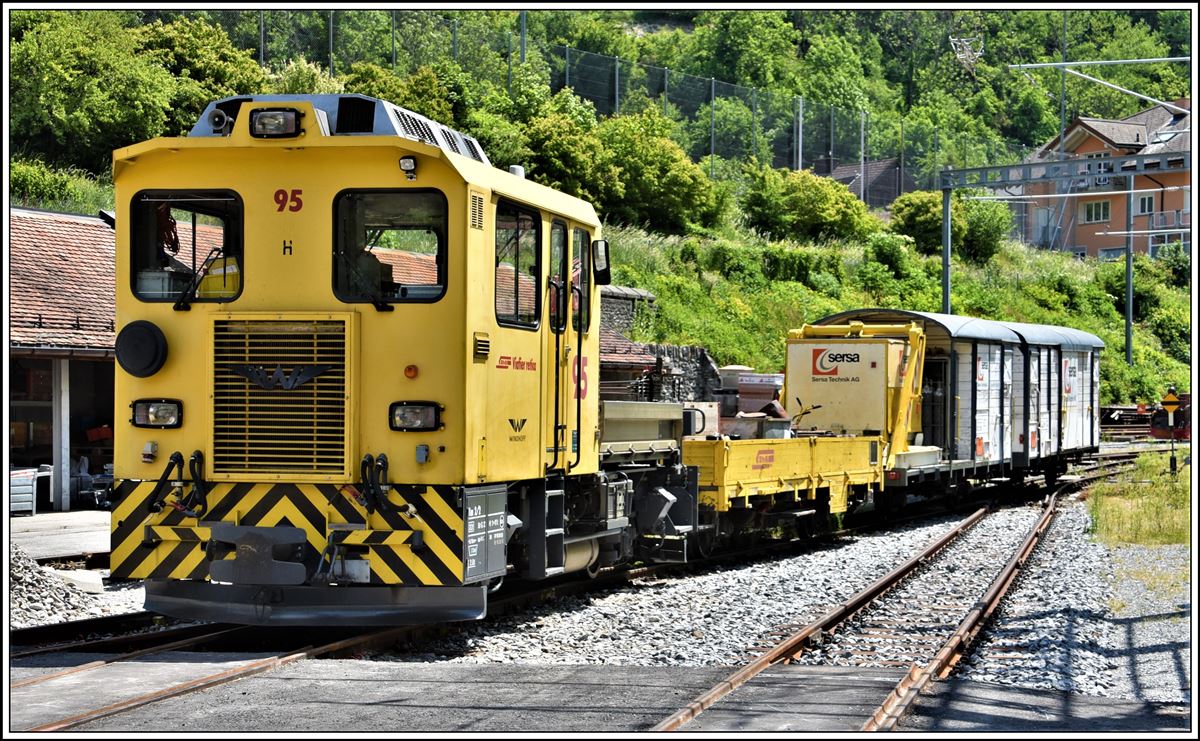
left=109, top=95, right=1103, bottom=625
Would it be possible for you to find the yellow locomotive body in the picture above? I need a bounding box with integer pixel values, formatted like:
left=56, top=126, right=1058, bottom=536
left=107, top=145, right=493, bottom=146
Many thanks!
left=110, top=96, right=609, bottom=623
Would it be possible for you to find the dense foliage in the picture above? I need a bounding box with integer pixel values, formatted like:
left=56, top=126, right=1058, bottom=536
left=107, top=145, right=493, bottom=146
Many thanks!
left=10, top=9, right=1190, bottom=402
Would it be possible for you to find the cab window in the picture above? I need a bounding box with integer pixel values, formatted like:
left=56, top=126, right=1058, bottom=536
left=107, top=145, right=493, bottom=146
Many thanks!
left=495, top=201, right=540, bottom=328
left=572, top=227, right=592, bottom=332
left=549, top=221, right=568, bottom=333
left=333, top=189, right=447, bottom=303
left=130, top=190, right=243, bottom=302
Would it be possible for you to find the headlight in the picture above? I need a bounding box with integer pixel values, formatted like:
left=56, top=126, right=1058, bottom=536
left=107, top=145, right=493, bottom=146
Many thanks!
left=390, top=402, right=442, bottom=431
left=131, top=399, right=182, bottom=428
left=250, top=108, right=303, bottom=138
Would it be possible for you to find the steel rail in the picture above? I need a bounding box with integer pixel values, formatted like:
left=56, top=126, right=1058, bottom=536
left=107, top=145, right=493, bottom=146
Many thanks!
left=11, top=626, right=248, bottom=689
left=861, top=456, right=1135, bottom=731
left=651, top=506, right=990, bottom=732
left=862, top=490, right=1060, bottom=731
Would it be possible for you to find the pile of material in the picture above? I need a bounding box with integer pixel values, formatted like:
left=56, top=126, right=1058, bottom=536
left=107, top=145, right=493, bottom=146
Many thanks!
left=9, top=542, right=103, bottom=629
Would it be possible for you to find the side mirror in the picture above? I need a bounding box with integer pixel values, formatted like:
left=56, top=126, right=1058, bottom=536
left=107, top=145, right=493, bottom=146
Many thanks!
left=592, top=239, right=611, bottom=286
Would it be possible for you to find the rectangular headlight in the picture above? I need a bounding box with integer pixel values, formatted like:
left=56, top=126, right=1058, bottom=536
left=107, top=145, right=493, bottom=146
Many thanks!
left=250, top=108, right=303, bottom=138
left=390, top=402, right=442, bottom=432
left=131, top=399, right=182, bottom=428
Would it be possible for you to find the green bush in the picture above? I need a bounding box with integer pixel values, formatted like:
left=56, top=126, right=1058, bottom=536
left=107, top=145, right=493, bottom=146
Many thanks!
left=864, top=231, right=917, bottom=278
left=1156, top=242, right=1191, bottom=289
left=11, top=159, right=113, bottom=213
left=741, top=164, right=877, bottom=242
left=960, top=198, right=1013, bottom=264
left=890, top=190, right=964, bottom=256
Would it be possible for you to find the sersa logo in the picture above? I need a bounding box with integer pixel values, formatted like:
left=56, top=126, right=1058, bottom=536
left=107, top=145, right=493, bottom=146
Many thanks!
left=812, top=348, right=858, bottom=376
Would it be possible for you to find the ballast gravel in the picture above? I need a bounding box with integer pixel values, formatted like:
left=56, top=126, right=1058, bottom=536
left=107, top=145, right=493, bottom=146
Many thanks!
left=9, top=542, right=145, bottom=629
left=382, top=514, right=971, bottom=666
left=380, top=499, right=1190, bottom=708
left=955, top=498, right=1190, bottom=704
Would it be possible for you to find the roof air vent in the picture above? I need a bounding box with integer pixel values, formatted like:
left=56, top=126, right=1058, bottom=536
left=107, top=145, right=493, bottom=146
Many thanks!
left=508, top=165, right=525, bottom=178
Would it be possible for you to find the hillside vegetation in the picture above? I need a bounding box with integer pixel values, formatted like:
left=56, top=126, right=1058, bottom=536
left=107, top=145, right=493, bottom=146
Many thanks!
left=9, top=10, right=1191, bottom=403
left=610, top=223, right=1190, bottom=405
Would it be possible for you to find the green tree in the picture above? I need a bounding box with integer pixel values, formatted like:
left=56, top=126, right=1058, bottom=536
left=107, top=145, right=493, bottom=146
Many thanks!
left=796, top=35, right=868, bottom=110
left=265, top=56, right=344, bottom=94
left=134, top=16, right=267, bottom=136
left=687, top=11, right=800, bottom=89
left=597, top=108, right=719, bottom=234
left=341, top=62, right=408, bottom=105
left=685, top=97, right=769, bottom=163
left=522, top=91, right=624, bottom=208
left=10, top=11, right=174, bottom=174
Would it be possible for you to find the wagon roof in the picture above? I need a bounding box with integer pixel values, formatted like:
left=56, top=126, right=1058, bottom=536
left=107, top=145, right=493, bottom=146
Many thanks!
left=813, top=309, right=1104, bottom=351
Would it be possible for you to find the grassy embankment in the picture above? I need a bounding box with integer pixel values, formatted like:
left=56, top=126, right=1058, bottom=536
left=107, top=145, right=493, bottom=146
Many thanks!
left=607, top=221, right=1190, bottom=405
left=1088, top=452, right=1190, bottom=546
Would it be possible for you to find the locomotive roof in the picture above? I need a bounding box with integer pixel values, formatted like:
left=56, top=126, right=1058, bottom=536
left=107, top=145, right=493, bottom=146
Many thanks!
left=190, top=94, right=491, bottom=166
left=814, top=309, right=1104, bottom=351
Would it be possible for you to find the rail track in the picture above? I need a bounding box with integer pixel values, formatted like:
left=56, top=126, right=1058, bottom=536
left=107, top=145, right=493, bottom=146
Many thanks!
left=13, top=455, right=1137, bottom=732
left=652, top=455, right=1136, bottom=732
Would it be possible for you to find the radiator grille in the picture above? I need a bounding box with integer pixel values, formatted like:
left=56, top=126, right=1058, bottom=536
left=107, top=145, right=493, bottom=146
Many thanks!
left=213, top=319, right=347, bottom=475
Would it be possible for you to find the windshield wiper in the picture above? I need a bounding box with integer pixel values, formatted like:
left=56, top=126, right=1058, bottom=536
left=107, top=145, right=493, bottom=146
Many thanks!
left=173, top=247, right=223, bottom=311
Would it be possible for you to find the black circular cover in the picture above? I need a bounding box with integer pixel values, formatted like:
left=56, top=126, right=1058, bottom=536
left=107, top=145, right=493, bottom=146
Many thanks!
left=115, top=320, right=168, bottom=377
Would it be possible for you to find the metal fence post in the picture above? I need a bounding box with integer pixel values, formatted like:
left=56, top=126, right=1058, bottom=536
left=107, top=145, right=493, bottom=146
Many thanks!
left=615, top=56, right=620, bottom=115
left=329, top=10, right=334, bottom=77
left=797, top=97, right=804, bottom=170
left=565, top=47, right=570, bottom=88
left=391, top=10, right=396, bottom=70
left=507, top=32, right=512, bottom=96
left=259, top=11, right=265, bottom=66
left=520, top=10, right=526, bottom=63
left=452, top=18, right=458, bottom=61
left=752, top=88, right=758, bottom=158
left=663, top=67, right=669, bottom=115
left=899, top=118, right=905, bottom=196
left=860, top=110, right=867, bottom=202
left=710, top=77, right=716, bottom=178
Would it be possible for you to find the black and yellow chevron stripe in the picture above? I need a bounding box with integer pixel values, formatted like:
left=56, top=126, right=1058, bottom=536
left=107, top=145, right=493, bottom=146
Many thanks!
left=110, top=481, right=465, bottom=586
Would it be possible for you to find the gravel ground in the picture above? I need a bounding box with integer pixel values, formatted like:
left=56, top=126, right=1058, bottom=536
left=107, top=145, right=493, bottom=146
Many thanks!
left=378, top=514, right=968, bottom=665
left=9, top=543, right=145, bottom=629
left=956, top=497, right=1191, bottom=703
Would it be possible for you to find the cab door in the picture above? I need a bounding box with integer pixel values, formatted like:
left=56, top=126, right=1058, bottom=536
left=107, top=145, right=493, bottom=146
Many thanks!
left=543, top=220, right=572, bottom=473
left=485, top=200, right=543, bottom=482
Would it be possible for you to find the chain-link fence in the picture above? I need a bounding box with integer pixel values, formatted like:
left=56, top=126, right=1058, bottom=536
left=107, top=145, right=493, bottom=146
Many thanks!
left=170, top=10, right=1041, bottom=219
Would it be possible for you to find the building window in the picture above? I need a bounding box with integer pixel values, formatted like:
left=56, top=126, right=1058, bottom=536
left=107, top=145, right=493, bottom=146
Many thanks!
left=1137, top=195, right=1154, bottom=216
left=1086, top=152, right=1112, bottom=186
left=1082, top=201, right=1110, bottom=223
left=1098, top=247, right=1125, bottom=261
left=495, top=201, right=541, bottom=328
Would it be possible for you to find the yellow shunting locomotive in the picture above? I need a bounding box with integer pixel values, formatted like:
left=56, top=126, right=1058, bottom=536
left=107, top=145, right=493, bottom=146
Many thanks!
left=110, top=95, right=1102, bottom=626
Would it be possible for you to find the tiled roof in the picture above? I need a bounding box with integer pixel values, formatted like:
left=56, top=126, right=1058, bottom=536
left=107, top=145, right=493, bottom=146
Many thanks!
left=1079, top=118, right=1148, bottom=148
left=600, top=325, right=657, bottom=368
left=10, top=209, right=116, bottom=353
left=1039, top=99, right=1192, bottom=157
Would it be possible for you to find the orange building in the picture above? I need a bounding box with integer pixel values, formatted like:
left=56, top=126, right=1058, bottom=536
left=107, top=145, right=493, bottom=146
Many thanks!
left=1026, top=99, right=1191, bottom=259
